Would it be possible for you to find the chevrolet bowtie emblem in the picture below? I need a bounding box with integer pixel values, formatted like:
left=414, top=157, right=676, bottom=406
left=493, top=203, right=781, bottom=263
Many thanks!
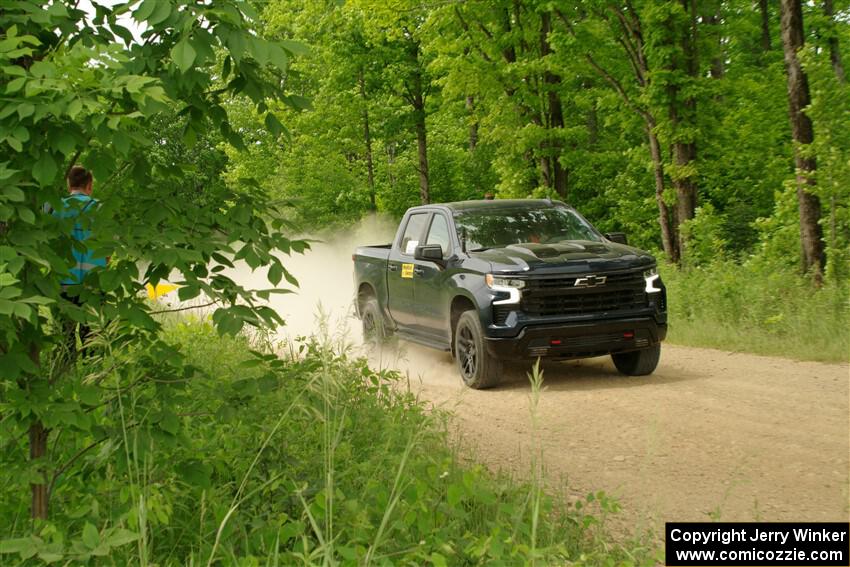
left=574, top=275, right=607, bottom=288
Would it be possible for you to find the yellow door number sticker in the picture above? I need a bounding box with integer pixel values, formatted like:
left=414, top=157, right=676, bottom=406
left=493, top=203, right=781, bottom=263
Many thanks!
left=401, top=263, right=414, bottom=278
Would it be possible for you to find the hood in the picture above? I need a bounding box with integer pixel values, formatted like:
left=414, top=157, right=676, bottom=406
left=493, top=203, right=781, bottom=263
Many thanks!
left=472, top=240, right=655, bottom=275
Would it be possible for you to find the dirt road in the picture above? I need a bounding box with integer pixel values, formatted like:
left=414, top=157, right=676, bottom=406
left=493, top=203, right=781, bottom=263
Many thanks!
left=377, top=341, right=849, bottom=533
left=223, top=220, right=850, bottom=534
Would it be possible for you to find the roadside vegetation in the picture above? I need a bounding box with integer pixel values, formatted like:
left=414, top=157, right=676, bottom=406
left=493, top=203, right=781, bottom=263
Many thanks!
left=663, top=262, right=849, bottom=363
left=1, top=320, right=655, bottom=565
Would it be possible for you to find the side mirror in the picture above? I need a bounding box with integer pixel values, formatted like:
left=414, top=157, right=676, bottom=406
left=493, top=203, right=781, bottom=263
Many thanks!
left=414, top=244, right=445, bottom=264
left=604, top=232, right=628, bottom=245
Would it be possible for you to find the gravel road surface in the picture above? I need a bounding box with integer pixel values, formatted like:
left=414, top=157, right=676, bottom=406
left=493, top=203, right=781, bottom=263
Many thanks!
left=371, top=340, right=849, bottom=535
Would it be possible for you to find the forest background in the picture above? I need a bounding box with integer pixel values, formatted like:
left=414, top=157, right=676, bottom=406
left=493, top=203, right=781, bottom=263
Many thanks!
left=231, top=0, right=850, bottom=360
left=0, top=0, right=847, bottom=564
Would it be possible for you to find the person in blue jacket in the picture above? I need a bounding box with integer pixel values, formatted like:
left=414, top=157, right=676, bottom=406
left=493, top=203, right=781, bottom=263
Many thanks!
left=53, top=166, right=107, bottom=356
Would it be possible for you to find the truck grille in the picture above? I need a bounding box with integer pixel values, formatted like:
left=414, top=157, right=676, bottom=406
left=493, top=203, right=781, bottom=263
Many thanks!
left=521, top=269, right=647, bottom=317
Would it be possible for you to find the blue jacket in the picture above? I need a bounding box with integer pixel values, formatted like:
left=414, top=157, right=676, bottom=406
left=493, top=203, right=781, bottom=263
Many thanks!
left=53, top=193, right=107, bottom=285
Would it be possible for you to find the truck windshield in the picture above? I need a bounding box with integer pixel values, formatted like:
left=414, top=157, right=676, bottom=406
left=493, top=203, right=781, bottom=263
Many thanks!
left=454, top=206, right=602, bottom=251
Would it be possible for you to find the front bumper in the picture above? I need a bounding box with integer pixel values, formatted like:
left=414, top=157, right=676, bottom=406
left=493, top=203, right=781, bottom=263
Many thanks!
left=484, top=317, right=667, bottom=361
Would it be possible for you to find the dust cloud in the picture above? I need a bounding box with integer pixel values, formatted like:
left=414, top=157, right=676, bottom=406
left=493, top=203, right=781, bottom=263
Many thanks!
left=217, top=214, right=467, bottom=393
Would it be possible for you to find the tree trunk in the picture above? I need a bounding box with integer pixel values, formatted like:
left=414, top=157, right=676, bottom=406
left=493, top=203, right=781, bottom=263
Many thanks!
left=27, top=342, right=48, bottom=520
left=760, top=0, right=772, bottom=51
left=669, top=0, right=699, bottom=254
left=647, top=120, right=679, bottom=263
left=412, top=69, right=430, bottom=204
left=358, top=70, right=376, bottom=211
left=404, top=39, right=430, bottom=205
left=824, top=0, right=846, bottom=84
left=780, top=0, right=825, bottom=281
left=30, top=420, right=49, bottom=520
left=540, top=11, right=568, bottom=199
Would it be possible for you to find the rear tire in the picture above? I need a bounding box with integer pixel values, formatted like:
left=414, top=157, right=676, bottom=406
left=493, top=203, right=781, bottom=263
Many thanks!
left=454, top=311, right=502, bottom=389
left=361, top=298, right=390, bottom=343
left=611, top=344, right=661, bottom=376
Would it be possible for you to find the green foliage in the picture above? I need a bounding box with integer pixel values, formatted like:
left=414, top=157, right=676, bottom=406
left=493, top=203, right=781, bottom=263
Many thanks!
left=236, top=0, right=849, bottom=271
left=0, top=321, right=652, bottom=564
left=0, top=0, right=316, bottom=527
left=663, top=259, right=850, bottom=362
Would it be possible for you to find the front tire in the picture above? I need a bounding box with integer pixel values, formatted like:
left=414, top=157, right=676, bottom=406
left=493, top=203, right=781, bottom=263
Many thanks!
left=611, top=344, right=661, bottom=376
left=454, top=311, right=502, bottom=389
left=361, top=298, right=390, bottom=343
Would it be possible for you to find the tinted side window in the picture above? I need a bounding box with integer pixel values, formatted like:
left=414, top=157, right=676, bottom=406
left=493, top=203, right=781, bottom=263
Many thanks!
left=399, top=213, right=429, bottom=255
left=425, top=214, right=451, bottom=256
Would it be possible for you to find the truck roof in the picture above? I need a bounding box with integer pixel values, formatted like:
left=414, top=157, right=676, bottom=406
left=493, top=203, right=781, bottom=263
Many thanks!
left=410, top=198, right=570, bottom=214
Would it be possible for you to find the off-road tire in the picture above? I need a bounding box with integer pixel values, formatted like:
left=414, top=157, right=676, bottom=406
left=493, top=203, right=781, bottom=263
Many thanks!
left=454, top=310, right=502, bottom=389
left=361, top=298, right=390, bottom=343
left=611, top=344, right=661, bottom=376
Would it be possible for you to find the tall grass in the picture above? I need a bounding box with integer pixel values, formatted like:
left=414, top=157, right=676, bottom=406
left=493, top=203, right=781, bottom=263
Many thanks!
left=0, top=319, right=655, bottom=565
left=662, top=260, right=849, bottom=363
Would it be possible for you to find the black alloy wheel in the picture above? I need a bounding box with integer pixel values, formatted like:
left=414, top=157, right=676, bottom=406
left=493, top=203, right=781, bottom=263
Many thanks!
left=361, top=298, right=389, bottom=343
left=453, top=311, right=502, bottom=389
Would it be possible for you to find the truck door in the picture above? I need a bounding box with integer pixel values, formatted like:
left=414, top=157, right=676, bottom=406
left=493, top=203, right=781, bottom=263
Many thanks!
left=387, top=212, right=429, bottom=329
left=413, top=212, right=454, bottom=341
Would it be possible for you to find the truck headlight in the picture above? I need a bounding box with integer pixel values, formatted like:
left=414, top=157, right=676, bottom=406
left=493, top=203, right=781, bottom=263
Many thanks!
left=644, top=267, right=661, bottom=293
left=486, top=274, right=526, bottom=289
left=486, top=274, right=523, bottom=305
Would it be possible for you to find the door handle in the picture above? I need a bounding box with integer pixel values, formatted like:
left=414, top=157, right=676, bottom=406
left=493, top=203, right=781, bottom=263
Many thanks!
left=413, top=268, right=425, bottom=276
left=388, top=264, right=398, bottom=272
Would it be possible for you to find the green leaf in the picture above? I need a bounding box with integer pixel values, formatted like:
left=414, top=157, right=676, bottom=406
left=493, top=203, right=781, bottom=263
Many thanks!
left=0, top=286, right=21, bottom=299
left=171, top=39, right=196, bottom=72
left=0, top=164, right=19, bottom=181
left=0, top=538, right=35, bottom=554
left=278, top=39, right=310, bottom=57
left=267, top=261, right=283, bottom=285
left=133, top=0, right=157, bottom=22
left=54, top=132, right=76, bottom=156
left=82, top=523, right=99, bottom=550
left=264, top=113, right=284, bottom=139
left=177, top=284, right=200, bottom=301
left=176, top=461, right=212, bottom=488
left=249, top=37, right=269, bottom=66
left=6, top=77, right=25, bottom=94
left=158, top=411, right=180, bottom=435
left=66, top=98, right=82, bottom=119
left=32, top=153, right=57, bottom=186
left=103, top=529, right=139, bottom=549
left=148, top=0, right=172, bottom=25
left=17, top=103, right=34, bottom=118
left=76, top=384, right=100, bottom=406
left=2, top=186, right=25, bottom=202
left=6, top=136, right=22, bottom=152
left=268, top=44, right=289, bottom=71
left=17, top=206, right=35, bottom=224
left=37, top=550, right=64, bottom=563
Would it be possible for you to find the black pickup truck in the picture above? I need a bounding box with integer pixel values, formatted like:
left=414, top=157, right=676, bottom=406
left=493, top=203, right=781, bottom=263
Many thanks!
left=353, top=199, right=667, bottom=388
